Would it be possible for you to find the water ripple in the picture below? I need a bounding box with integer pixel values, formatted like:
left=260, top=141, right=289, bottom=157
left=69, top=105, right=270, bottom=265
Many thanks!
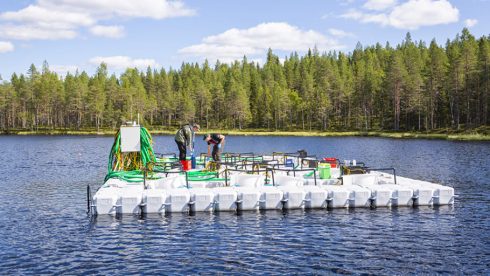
left=0, top=136, right=489, bottom=274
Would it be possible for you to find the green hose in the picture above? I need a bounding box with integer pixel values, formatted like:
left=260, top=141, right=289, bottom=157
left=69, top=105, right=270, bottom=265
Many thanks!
left=304, top=170, right=316, bottom=178
left=105, top=127, right=159, bottom=182
left=187, top=177, right=226, bottom=182
left=105, top=170, right=161, bottom=182
left=186, top=171, right=217, bottom=177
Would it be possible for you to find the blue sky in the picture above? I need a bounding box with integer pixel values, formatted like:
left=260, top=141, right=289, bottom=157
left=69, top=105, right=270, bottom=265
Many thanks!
left=0, top=0, right=488, bottom=79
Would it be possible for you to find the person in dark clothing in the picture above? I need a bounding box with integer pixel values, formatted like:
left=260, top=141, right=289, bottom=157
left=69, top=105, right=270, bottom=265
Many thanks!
left=175, top=123, right=200, bottom=165
left=203, top=133, right=225, bottom=162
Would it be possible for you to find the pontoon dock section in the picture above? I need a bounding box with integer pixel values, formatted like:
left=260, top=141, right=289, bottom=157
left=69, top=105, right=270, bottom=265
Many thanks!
left=89, top=153, right=455, bottom=215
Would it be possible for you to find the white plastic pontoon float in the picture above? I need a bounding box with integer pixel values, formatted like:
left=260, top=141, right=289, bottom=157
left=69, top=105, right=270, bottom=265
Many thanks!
left=87, top=126, right=456, bottom=216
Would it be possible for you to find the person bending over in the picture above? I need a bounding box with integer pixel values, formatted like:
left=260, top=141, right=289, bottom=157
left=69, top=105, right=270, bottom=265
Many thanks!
left=203, top=133, right=225, bottom=162
left=174, top=123, right=200, bottom=166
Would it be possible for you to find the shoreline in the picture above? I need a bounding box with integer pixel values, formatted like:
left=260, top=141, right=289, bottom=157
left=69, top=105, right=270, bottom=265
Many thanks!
left=2, top=128, right=489, bottom=141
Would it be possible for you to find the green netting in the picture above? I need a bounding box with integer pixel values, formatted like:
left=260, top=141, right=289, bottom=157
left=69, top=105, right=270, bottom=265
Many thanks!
left=105, top=127, right=159, bottom=182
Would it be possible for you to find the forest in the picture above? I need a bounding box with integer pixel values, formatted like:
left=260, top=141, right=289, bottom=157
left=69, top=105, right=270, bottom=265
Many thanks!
left=0, top=28, right=489, bottom=133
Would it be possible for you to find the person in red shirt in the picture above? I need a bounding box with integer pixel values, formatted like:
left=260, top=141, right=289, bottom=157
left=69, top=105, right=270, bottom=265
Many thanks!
left=203, top=133, right=225, bottom=162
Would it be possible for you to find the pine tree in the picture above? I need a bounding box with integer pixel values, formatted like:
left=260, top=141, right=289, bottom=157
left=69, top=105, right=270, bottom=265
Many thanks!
left=2, top=29, right=489, bottom=134
left=460, top=28, right=478, bottom=128
left=447, top=37, right=464, bottom=128
left=425, top=39, right=448, bottom=129
left=401, top=33, right=424, bottom=130
left=478, top=36, right=490, bottom=125
left=386, top=50, right=407, bottom=130
left=224, top=63, right=251, bottom=129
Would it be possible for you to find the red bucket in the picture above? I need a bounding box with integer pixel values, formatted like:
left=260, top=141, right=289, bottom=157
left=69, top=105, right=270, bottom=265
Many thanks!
left=182, top=160, right=191, bottom=171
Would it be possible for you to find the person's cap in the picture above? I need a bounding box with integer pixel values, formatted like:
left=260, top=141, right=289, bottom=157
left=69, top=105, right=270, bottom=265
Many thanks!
left=192, top=123, right=200, bottom=130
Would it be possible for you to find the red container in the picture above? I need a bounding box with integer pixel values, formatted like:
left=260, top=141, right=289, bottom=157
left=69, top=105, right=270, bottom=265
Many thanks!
left=182, top=160, right=192, bottom=171
left=323, top=157, right=338, bottom=168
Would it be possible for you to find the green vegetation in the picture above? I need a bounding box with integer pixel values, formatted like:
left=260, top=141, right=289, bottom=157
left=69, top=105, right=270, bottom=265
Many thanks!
left=0, top=29, right=488, bottom=139
left=5, top=127, right=489, bottom=141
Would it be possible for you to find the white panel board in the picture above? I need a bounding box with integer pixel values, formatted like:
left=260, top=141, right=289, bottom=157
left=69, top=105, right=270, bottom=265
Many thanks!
left=121, top=126, right=141, bottom=152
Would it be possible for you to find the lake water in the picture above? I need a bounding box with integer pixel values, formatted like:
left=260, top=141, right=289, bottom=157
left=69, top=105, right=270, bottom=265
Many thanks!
left=0, top=135, right=489, bottom=274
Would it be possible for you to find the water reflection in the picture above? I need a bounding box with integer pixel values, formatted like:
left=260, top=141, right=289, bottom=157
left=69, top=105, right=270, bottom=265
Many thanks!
left=0, top=135, right=489, bottom=274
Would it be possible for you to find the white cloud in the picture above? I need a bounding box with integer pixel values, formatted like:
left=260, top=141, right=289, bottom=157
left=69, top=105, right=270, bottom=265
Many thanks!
left=50, top=64, right=79, bottom=75
left=89, top=56, right=160, bottom=69
left=0, top=24, right=77, bottom=40
left=179, top=22, right=343, bottom=62
left=363, top=0, right=397, bottom=11
left=321, top=12, right=336, bottom=19
left=338, top=0, right=355, bottom=6
left=90, top=25, right=125, bottom=38
left=465, top=19, right=478, bottom=28
left=342, top=0, right=459, bottom=30
left=328, top=28, right=355, bottom=38
left=0, top=41, right=14, bottom=53
left=39, top=0, right=196, bottom=19
left=1, top=5, right=95, bottom=29
left=180, top=44, right=261, bottom=63
left=0, top=0, right=195, bottom=41
left=341, top=9, right=390, bottom=25
left=389, top=0, right=459, bottom=29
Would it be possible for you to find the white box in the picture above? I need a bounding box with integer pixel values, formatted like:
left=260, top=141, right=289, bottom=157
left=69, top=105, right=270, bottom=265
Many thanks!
left=259, top=186, right=283, bottom=210
left=303, top=186, right=328, bottom=209
left=143, top=189, right=166, bottom=214
left=212, top=187, right=238, bottom=211
left=278, top=186, right=306, bottom=209
left=190, top=188, right=214, bottom=212
left=120, top=126, right=141, bottom=152
left=119, top=188, right=143, bottom=214
left=321, top=185, right=350, bottom=208
left=165, top=189, right=191, bottom=212
left=94, top=187, right=119, bottom=215
left=235, top=187, right=261, bottom=211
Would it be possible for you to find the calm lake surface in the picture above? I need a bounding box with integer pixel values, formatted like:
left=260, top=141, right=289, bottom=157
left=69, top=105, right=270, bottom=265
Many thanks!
left=0, top=135, right=489, bottom=274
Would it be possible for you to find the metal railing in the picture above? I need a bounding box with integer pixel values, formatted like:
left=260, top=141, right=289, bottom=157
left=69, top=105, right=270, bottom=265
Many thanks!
left=87, top=184, right=92, bottom=214
left=272, top=167, right=318, bottom=186
left=366, top=167, right=397, bottom=184
left=155, top=152, right=177, bottom=159
left=224, top=167, right=275, bottom=186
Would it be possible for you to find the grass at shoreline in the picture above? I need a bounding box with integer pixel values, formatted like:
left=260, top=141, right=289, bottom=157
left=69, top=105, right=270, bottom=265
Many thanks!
left=3, top=128, right=489, bottom=141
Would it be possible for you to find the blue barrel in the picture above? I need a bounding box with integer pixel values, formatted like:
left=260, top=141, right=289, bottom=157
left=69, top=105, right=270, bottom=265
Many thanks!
left=191, top=153, right=196, bottom=169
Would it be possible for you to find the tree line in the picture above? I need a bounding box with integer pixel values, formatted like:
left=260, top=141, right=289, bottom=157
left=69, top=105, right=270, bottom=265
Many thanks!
left=1, top=28, right=489, bottom=133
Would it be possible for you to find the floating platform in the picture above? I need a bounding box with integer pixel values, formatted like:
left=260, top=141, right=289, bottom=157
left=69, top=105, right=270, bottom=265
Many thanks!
left=90, top=153, right=455, bottom=215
